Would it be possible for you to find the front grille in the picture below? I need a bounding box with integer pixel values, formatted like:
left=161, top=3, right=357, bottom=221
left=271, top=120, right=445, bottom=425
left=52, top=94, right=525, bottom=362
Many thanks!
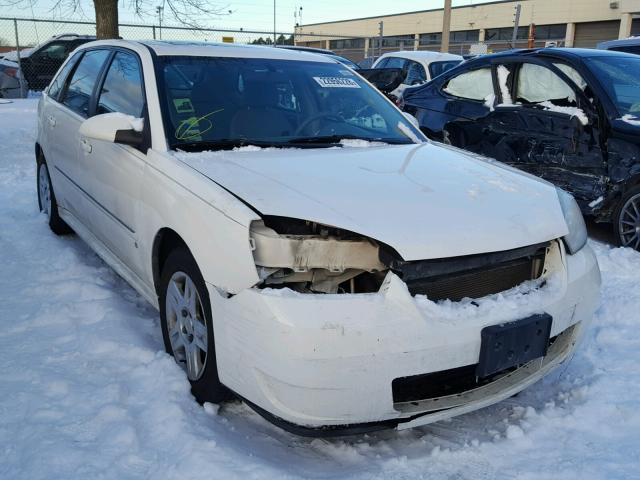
left=394, top=242, right=548, bottom=302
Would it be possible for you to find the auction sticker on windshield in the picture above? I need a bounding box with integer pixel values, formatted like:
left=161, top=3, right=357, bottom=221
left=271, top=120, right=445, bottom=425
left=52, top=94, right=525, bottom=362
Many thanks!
left=313, top=77, right=360, bottom=88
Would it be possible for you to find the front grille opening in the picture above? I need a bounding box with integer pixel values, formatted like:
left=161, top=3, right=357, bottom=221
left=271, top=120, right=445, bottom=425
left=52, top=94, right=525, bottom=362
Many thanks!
left=396, top=243, right=548, bottom=302
left=392, top=334, right=559, bottom=404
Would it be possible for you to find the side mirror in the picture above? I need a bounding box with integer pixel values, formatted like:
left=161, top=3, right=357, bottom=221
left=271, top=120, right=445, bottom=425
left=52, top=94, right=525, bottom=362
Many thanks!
left=79, top=112, right=144, bottom=148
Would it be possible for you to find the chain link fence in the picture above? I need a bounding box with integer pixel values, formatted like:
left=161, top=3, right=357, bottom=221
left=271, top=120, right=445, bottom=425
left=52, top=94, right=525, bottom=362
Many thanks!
left=0, top=16, right=365, bottom=96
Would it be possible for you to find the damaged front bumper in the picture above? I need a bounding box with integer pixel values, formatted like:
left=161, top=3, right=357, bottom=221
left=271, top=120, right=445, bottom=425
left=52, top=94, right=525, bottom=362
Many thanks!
left=207, top=242, right=601, bottom=434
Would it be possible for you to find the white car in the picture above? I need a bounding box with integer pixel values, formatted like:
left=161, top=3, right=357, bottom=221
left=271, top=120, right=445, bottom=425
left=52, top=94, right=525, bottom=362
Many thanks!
left=36, top=40, right=600, bottom=436
left=372, top=51, right=464, bottom=98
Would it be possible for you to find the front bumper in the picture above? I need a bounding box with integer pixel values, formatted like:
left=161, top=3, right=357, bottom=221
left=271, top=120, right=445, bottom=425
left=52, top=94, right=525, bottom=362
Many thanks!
left=208, top=242, right=600, bottom=432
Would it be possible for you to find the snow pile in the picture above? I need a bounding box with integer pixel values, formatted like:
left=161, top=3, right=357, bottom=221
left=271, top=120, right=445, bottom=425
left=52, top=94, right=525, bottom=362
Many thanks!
left=484, top=93, right=496, bottom=112
left=339, top=139, right=387, bottom=148
left=538, top=101, right=589, bottom=126
left=621, top=114, right=640, bottom=127
left=2, top=100, right=640, bottom=479
left=497, top=65, right=513, bottom=105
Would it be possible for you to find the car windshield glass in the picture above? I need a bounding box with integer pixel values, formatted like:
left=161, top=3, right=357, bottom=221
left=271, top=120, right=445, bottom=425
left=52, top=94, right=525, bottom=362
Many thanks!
left=429, top=60, right=462, bottom=79
left=586, top=55, right=640, bottom=117
left=157, top=56, right=420, bottom=150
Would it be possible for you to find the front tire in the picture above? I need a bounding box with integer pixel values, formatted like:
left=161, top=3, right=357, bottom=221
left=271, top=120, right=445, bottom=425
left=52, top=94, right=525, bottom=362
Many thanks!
left=159, top=247, right=231, bottom=403
left=37, top=160, right=72, bottom=235
left=614, top=186, right=640, bottom=251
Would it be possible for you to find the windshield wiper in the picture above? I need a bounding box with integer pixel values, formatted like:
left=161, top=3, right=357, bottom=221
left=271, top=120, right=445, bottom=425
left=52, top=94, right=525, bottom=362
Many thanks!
left=286, top=135, right=412, bottom=145
left=172, top=139, right=278, bottom=152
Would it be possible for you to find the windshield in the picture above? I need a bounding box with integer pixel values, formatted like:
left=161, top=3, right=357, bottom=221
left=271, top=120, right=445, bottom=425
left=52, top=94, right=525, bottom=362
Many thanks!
left=428, top=60, right=463, bottom=79
left=586, top=55, right=640, bottom=117
left=157, top=56, right=420, bottom=150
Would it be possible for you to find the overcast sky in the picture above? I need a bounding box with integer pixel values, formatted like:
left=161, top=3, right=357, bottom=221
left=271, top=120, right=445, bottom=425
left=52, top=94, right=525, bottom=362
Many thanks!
left=3, top=0, right=495, bottom=33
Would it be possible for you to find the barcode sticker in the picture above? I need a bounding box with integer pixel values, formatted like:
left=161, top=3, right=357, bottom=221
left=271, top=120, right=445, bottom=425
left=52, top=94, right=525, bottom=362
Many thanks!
left=313, top=77, right=361, bottom=88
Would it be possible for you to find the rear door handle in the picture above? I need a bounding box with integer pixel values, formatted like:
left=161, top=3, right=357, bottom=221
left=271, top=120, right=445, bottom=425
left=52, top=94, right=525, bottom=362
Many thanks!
left=47, top=115, right=56, bottom=127
left=80, top=138, right=92, bottom=154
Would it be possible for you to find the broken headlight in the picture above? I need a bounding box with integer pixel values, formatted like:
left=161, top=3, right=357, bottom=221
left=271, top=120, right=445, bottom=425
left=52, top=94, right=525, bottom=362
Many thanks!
left=556, top=188, right=587, bottom=254
left=248, top=218, right=387, bottom=293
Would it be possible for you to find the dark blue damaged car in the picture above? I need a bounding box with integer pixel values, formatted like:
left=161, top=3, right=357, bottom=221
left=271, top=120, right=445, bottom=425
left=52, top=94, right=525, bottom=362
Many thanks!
left=402, top=48, right=640, bottom=250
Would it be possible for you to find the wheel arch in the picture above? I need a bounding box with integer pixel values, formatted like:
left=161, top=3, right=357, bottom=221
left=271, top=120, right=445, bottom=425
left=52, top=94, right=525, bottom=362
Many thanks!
left=152, top=228, right=192, bottom=296
left=35, top=142, right=43, bottom=163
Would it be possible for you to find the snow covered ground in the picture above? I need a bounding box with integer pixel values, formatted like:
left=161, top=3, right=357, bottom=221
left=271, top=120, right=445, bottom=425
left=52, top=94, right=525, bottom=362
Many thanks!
left=1, top=99, right=639, bottom=479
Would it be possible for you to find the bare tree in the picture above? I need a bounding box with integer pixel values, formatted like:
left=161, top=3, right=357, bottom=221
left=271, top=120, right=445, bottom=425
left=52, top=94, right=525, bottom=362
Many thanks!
left=2, top=0, right=230, bottom=39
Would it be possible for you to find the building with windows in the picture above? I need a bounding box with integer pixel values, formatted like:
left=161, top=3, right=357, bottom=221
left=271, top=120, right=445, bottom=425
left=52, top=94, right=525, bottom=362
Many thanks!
left=295, top=0, right=640, bottom=61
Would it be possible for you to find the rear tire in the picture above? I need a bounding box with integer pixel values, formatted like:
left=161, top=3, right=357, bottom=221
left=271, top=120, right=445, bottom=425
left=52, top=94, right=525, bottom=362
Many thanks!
left=37, top=160, right=72, bottom=235
left=614, top=186, right=640, bottom=251
left=159, top=247, right=231, bottom=404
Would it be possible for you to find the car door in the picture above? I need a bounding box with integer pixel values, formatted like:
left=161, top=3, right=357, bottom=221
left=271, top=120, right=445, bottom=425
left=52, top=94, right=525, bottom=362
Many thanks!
left=44, top=49, right=111, bottom=222
left=414, top=64, right=496, bottom=144
left=77, top=49, right=148, bottom=276
left=485, top=59, right=606, bottom=206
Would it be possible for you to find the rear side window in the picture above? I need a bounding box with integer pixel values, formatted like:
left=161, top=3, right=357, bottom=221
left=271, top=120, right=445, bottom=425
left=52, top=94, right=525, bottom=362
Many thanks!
left=47, top=52, right=81, bottom=101
left=61, top=49, right=110, bottom=117
left=443, top=67, right=493, bottom=101
left=97, top=51, right=145, bottom=117
left=384, top=57, right=407, bottom=69
left=403, top=60, right=426, bottom=85
left=611, top=46, right=640, bottom=55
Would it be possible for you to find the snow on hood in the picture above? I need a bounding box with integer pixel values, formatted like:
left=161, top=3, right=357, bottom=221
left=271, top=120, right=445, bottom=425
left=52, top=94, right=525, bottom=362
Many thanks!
left=174, top=143, right=568, bottom=260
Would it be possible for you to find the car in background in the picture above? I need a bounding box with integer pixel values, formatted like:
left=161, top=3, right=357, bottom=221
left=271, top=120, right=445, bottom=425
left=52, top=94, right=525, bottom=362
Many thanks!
left=598, top=37, right=640, bottom=55
left=371, top=51, right=463, bottom=98
left=357, top=56, right=379, bottom=69
left=36, top=39, right=599, bottom=436
left=402, top=48, right=640, bottom=250
left=3, top=33, right=94, bottom=92
left=0, top=58, right=27, bottom=98
left=275, top=45, right=360, bottom=69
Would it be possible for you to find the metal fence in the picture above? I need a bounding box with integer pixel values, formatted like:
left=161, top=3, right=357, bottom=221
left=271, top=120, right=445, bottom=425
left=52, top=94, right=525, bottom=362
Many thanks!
left=0, top=16, right=365, bottom=93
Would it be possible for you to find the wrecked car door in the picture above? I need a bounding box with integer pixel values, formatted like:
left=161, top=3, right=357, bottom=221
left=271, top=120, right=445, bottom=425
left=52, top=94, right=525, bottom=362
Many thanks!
left=443, top=59, right=606, bottom=210
left=482, top=60, right=606, bottom=208
left=413, top=65, right=496, bottom=144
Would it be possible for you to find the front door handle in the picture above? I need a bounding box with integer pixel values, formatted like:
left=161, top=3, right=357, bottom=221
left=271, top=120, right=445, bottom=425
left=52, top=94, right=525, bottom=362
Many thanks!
left=47, top=115, right=56, bottom=127
left=80, top=138, right=92, bottom=154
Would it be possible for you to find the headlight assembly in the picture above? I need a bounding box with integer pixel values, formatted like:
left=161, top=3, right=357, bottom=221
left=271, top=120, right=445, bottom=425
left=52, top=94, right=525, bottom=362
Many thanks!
left=556, top=188, right=587, bottom=254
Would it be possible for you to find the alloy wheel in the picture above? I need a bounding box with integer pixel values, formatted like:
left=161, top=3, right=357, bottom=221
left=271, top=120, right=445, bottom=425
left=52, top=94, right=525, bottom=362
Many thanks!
left=38, top=164, right=52, bottom=219
left=165, top=271, right=209, bottom=381
left=619, top=193, right=640, bottom=250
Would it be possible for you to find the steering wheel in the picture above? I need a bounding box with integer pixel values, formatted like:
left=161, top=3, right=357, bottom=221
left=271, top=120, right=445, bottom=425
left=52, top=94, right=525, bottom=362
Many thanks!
left=294, top=113, right=344, bottom=136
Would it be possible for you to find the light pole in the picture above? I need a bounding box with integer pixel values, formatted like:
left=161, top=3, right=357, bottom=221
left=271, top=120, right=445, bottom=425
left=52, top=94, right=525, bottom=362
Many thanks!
left=273, top=0, right=277, bottom=44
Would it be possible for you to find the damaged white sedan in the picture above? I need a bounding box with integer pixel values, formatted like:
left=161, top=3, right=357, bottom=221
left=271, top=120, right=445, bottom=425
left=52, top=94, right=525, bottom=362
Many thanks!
left=36, top=40, right=601, bottom=436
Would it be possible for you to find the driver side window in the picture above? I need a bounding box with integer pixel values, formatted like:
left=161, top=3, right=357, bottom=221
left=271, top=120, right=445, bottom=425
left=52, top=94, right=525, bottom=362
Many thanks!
left=516, top=63, right=576, bottom=106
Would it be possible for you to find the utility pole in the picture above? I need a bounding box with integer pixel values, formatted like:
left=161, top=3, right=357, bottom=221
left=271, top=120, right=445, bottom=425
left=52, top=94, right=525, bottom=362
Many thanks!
left=378, top=21, right=383, bottom=57
left=273, top=0, right=277, bottom=44
left=156, top=5, right=164, bottom=40
left=511, top=4, right=522, bottom=49
left=441, top=0, right=452, bottom=53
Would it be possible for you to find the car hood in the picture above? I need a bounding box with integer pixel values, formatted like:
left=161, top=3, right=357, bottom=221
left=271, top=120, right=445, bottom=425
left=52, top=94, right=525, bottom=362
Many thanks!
left=175, top=143, right=568, bottom=260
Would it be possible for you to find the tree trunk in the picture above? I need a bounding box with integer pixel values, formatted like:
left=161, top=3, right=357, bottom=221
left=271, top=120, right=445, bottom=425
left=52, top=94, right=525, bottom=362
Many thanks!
left=94, top=0, right=119, bottom=39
